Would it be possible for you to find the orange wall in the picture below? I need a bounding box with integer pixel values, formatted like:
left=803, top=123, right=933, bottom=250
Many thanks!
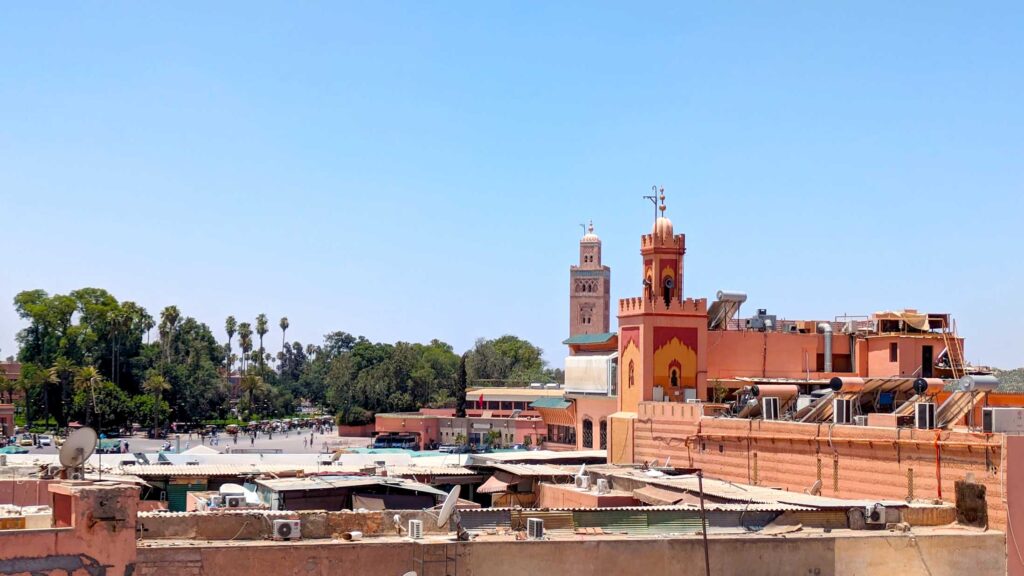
left=864, top=335, right=961, bottom=377
left=630, top=403, right=1010, bottom=530
left=0, top=483, right=139, bottom=576
left=707, top=331, right=853, bottom=380
left=572, top=395, right=617, bottom=450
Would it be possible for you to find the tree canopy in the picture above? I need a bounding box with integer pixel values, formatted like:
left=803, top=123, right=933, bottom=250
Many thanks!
left=9, top=287, right=563, bottom=430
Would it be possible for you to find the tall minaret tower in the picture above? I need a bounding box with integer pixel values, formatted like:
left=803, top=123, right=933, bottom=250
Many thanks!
left=569, top=221, right=611, bottom=337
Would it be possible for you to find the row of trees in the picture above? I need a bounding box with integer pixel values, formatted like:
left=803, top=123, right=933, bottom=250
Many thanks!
left=8, top=287, right=563, bottom=431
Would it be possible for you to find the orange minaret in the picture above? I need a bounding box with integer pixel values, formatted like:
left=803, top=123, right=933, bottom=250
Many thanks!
left=617, top=192, right=709, bottom=413
left=569, top=221, right=611, bottom=337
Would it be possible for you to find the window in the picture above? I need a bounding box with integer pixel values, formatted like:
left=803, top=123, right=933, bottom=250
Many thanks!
left=582, top=419, right=594, bottom=449
left=547, top=424, right=576, bottom=445
left=599, top=420, right=607, bottom=449
left=628, top=360, right=635, bottom=388
left=889, top=343, right=898, bottom=363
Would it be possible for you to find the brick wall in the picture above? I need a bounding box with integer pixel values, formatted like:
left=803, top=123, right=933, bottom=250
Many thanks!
left=631, top=402, right=1010, bottom=529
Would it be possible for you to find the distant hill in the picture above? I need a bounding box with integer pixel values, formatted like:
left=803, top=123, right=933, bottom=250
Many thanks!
left=994, top=368, right=1024, bottom=392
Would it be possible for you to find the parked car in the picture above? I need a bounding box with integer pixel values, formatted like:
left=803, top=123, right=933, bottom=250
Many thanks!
left=38, top=435, right=52, bottom=446
left=18, top=434, right=33, bottom=446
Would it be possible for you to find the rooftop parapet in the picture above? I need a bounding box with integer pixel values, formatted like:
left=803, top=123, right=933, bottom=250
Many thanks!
left=619, top=296, right=707, bottom=315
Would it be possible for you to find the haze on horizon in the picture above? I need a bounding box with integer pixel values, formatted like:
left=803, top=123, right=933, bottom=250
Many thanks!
left=1, top=3, right=1021, bottom=368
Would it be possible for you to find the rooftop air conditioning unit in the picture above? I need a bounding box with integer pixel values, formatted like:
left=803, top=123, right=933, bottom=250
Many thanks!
left=762, top=397, right=780, bottom=420
left=527, top=518, right=544, bottom=540
left=915, top=403, right=936, bottom=430
left=853, top=415, right=868, bottom=426
left=833, top=399, right=853, bottom=425
left=273, top=519, right=301, bottom=541
left=224, top=495, right=245, bottom=508
left=864, top=504, right=887, bottom=526
left=595, top=479, right=610, bottom=495
left=982, top=408, right=1024, bottom=434
left=408, top=519, right=423, bottom=540
left=575, top=475, right=591, bottom=490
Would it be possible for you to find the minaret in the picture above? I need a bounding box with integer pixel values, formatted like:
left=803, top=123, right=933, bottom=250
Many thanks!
left=616, top=190, right=708, bottom=413
left=569, top=221, right=611, bottom=338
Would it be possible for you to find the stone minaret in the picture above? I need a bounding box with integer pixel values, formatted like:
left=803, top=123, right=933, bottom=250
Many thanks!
left=569, top=221, right=611, bottom=337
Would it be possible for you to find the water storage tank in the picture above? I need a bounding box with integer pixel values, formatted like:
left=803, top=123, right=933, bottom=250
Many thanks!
left=829, top=377, right=866, bottom=393
left=958, top=375, right=1000, bottom=392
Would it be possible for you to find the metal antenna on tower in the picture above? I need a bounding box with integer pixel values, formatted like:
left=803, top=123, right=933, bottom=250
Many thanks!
left=643, top=185, right=660, bottom=224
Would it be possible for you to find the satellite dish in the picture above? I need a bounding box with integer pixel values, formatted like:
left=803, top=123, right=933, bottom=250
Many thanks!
left=60, top=427, right=98, bottom=469
left=437, top=485, right=461, bottom=527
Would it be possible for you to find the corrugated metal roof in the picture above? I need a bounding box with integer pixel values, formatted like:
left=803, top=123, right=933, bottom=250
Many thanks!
left=481, top=463, right=576, bottom=477
left=120, top=464, right=311, bottom=477
left=628, top=473, right=905, bottom=510
left=469, top=450, right=605, bottom=464
left=253, top=476, right=446, bottom=496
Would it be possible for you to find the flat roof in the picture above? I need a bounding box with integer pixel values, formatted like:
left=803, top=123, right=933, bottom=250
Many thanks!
left=562, top=332, right=617, bottom=345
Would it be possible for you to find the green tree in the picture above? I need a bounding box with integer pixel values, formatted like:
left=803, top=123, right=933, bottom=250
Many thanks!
left=158, top=305, right=181, bottom=363
left=46, top=357, right=77, bottom=428
left=237, top=322, right=253, bottom=374
left=465, top=335, right=546, bottom=386
left=142, top=374, right=171, bottom=436
left=455, top=353, right=468, bottom=417
left=73, top=366, right=104, bottom=428
left=0, top=373, right=12, bottom=404
left=279, top=317, right=289, bottom=350
left=255, top=313, right=269, bottom=373
left=225, top=316, right=237, bottom=378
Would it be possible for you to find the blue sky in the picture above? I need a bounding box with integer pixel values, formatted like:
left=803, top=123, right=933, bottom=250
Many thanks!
left=1, top=3, right=1021, bottom=368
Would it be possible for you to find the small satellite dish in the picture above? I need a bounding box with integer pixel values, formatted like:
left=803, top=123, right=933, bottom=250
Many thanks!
left=437, top=485, right=461, bottom=527
left=807, top=479, right=823, bottom=496
left=59, top=427, right=98, bottom=469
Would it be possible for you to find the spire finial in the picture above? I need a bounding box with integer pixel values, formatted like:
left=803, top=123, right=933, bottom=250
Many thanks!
left=659, top=187, right=666, bottom=214
left=587, top=219, right=594, bottom=234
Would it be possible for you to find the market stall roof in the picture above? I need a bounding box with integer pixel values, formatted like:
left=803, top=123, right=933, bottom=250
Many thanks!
left=632, top=485, right=688, bottom=506
left=477, top=475, right=511, bottom=494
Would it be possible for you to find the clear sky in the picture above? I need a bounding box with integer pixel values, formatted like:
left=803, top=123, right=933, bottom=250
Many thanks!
left=1, top=3, right=1021, bottom=368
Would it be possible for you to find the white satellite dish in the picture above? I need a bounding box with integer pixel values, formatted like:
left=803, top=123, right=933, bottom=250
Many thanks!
left=436, top=484, right=461, bottom=527
left=433, top=485, right=470, bottom=541
left=59, top=427, right=98, bottom=479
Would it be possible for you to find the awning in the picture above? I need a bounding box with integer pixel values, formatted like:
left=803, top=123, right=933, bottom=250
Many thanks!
left=530, top=398, right=572, bottom=409
left=633, top=485, right=689, bottom=506
left=477, top=475, right=511, bottom=494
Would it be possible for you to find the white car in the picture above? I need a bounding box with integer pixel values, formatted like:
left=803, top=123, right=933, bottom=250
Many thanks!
left=38, top=435, right=52, bottom=446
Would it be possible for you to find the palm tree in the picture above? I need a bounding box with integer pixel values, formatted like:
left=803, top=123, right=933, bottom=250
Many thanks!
left=142, top=374, right=171, bottom=437
left=159, top=306, right=181, bottom=363
left=225, top=316, right=237, bottom=378
left=0, top=374, right=12, bottom=404
left=47, top=358, right=76, bottom=428
left=16, top=375, right=34, bottom=426
left=74, top=366, right=103, bottom=429
left=237, top=322, right=252, bottom=373
left=255, top=314, right=269, bottom=373
left=239, top=373, right=263, bottom=415
left=279, top=317, right=289, bottom=350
